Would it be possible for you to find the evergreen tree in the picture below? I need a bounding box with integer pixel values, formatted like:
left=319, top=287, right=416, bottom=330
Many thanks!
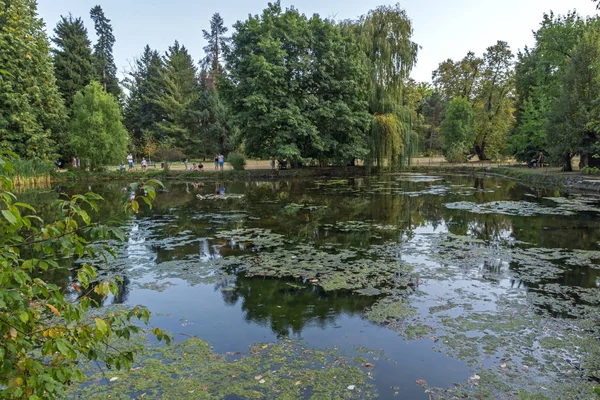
left=51, top=14, right=95, bottom=109
left=0, top=0, right=67, bottom=158
left=70, top=81, right=128, bottom=168
left=90, top=5, right=120, bottom=98
left=124, top=45, right=164, bottom=147
left=151, top=41, right=198, bottom=149
left=202, top=13, right=228, bottom=88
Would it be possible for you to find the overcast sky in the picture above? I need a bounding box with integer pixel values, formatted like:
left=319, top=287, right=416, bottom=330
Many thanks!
left=37, top=0, right=599, bottom=83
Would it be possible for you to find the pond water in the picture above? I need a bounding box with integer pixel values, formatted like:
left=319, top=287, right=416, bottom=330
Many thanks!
left=29, top=173, right=600, bottom=399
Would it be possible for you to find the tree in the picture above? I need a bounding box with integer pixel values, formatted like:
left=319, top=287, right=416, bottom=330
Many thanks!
left=0, top=0, right=67, bottom=159
left=51, top=14, right=95, bottom=109
left=432, top=42, right=515, bottom=160
left=123, top=45, right=165, bottom=147
left=223, top=2, right=370, bottom=165
left=202, top=13, right=228, bottom=89
left=440, top=98, right=475, bottom=162
left=421, top=91, right=447, bottom=155
left=69, top=82, right=129, bottom=168
left=149, top=41, right=199, bottom=152
left=472, top=41, right=515, bottom=160
left=433, top=52, right=482, bottom=103
left=547, top=27, right=600, bottom=171
left=90, top=5, right=120, bottom=98
left=511, top=12, right=593, bottom=163
left=0, top=154, right=168, bottom=399
left=348, top=4, right=420, bottom=168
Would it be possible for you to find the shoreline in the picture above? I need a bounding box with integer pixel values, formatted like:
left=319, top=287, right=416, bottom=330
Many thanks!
left=22, top=165, right=600, bottom=196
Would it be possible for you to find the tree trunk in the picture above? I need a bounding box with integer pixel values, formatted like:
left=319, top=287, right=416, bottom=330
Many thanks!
left=563, top=154, right=573, bottom=172
left=475, top=142, right=486, bottom=161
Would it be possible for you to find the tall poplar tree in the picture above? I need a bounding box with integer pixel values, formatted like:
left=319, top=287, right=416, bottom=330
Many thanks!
left=51, top=14, right=95, bottom=109
left=0, top=0, right=67, bottom=158
left=90, top=5, right=120, bottom=98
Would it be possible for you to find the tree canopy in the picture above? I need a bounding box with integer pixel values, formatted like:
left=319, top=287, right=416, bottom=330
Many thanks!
left=69, top=81, right=128, bottom=167
left=0, top=0, right=67, bottom=159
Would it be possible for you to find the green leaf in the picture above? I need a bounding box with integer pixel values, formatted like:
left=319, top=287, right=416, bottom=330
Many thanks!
left=2, top=209, right=17, bottom=224
left=19, top=312, right=29, bottom=323
left=95, top=318, right=109, bottom=336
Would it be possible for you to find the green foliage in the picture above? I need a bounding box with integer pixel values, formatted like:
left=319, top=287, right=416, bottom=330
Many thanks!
left=434, top=42, right=515, bottom=160
left=201, top=13, right=228, bottom=87
left=513, top=12, right=595, bottom=166
left=0, top=0, right=67, bottom=159
left=349, top=4, right=420, bottom=166
left=150, top=41, right=198, bottom=148
left=11, top=158, right=56, bottom=178
left=509, top=92, right=549, bottom=162
left=421, top=91, right=446, bottom=155
left=123, top=45, right=165, bottom=147
left=227, top=152, right=246, bottom=171
left=51, top=14, right=95, bottom=109
left=0, top=154, right=169, bottom=399
left=223, top=3, right=371, bottom=165
left=441, top=98, right=475, bottom=162
left=69, top=82, right=129, bottom=168
left=89, top=5, right=120, bottom=99
left=547, top=26, right=600, bottom=171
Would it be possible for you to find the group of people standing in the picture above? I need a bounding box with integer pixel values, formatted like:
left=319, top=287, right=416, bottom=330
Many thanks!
left=214, top=154, right=225, bottom=171
left=120, top=153, right=226, bottom=172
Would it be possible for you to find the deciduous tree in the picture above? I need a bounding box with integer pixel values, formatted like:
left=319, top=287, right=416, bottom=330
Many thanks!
left=69, top=82, right=128, bottom=168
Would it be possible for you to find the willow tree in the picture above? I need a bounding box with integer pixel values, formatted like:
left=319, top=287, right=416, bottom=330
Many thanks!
left=349, top=4, right=420, bottom=168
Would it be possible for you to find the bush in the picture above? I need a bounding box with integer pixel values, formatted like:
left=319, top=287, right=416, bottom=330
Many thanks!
left=445, top=144, right=469, bottom=163
left=227, top=152, right=246, bottom=171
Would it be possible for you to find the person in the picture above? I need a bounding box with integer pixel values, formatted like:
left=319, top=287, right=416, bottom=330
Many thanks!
left=197, top=162, right=204, bottom=171
left=538, top=152, right=544, bottom=168
left=184, top=159, right=188, bottom=170
left=218, top=153, right=224, bottom=171
left=214, top=154, right=219, bottom=170
left=270, top=156, right=275, bottom=170
left=119, top=162, right=126, bottom=171
left=192, top=163, right=197, bottom=171
left=72, top=156, right=77, bottom=168
left=141, top=158, right=147, bottom=171
left=127, top=153, right=134, bottom=170
left=76, top=157, right=80, bottom=168
left=54, top=159, right=62, bottom=172
left=220, top=182, right=225, bottom=195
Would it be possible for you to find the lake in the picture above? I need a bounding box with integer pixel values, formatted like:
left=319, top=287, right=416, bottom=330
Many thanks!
left=31, top=173, right=600, bottom=399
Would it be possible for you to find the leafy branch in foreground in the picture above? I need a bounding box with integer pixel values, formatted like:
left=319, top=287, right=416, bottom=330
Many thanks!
left=0, top=154, right=170, bottom=399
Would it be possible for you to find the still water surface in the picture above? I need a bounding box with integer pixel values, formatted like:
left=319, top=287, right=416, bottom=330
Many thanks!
left=30, top=173, right=600, bottom=399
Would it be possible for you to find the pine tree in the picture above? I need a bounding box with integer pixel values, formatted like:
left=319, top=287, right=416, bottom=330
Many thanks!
left=124, top=45, right=165, bottom=145
left=0, top=0, right=67, bottom=158
left=202, top=13, right=228, bottom=89
left=51, top=14, right=95, bottom=109
left=151, top=41, right=199, bottom=149
left=90, top=5, right=120, bottom=98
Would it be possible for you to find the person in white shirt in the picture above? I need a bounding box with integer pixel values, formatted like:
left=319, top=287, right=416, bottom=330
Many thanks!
left=127, top=154, right=134, bottom=170
left=218, top=154, right=224, bottom=171
left=141, top=158, right=147, bottom=171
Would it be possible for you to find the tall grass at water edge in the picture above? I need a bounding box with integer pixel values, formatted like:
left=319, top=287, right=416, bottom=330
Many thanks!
left=10, top=159, right=56, bottom=187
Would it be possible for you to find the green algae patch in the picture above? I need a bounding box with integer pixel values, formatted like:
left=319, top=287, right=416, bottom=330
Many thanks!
left=445, top=197, right=600, bottom=216
left=71, top=338, right=376, bottom=399
left=364, top=297, right=417, bottom=327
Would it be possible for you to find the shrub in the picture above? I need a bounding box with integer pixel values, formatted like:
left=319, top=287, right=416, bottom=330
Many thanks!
left=227, top=152, right=246, bottom=171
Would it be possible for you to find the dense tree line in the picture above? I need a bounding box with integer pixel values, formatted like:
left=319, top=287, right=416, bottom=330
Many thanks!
left=2, top=0, right=600, bottom=170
